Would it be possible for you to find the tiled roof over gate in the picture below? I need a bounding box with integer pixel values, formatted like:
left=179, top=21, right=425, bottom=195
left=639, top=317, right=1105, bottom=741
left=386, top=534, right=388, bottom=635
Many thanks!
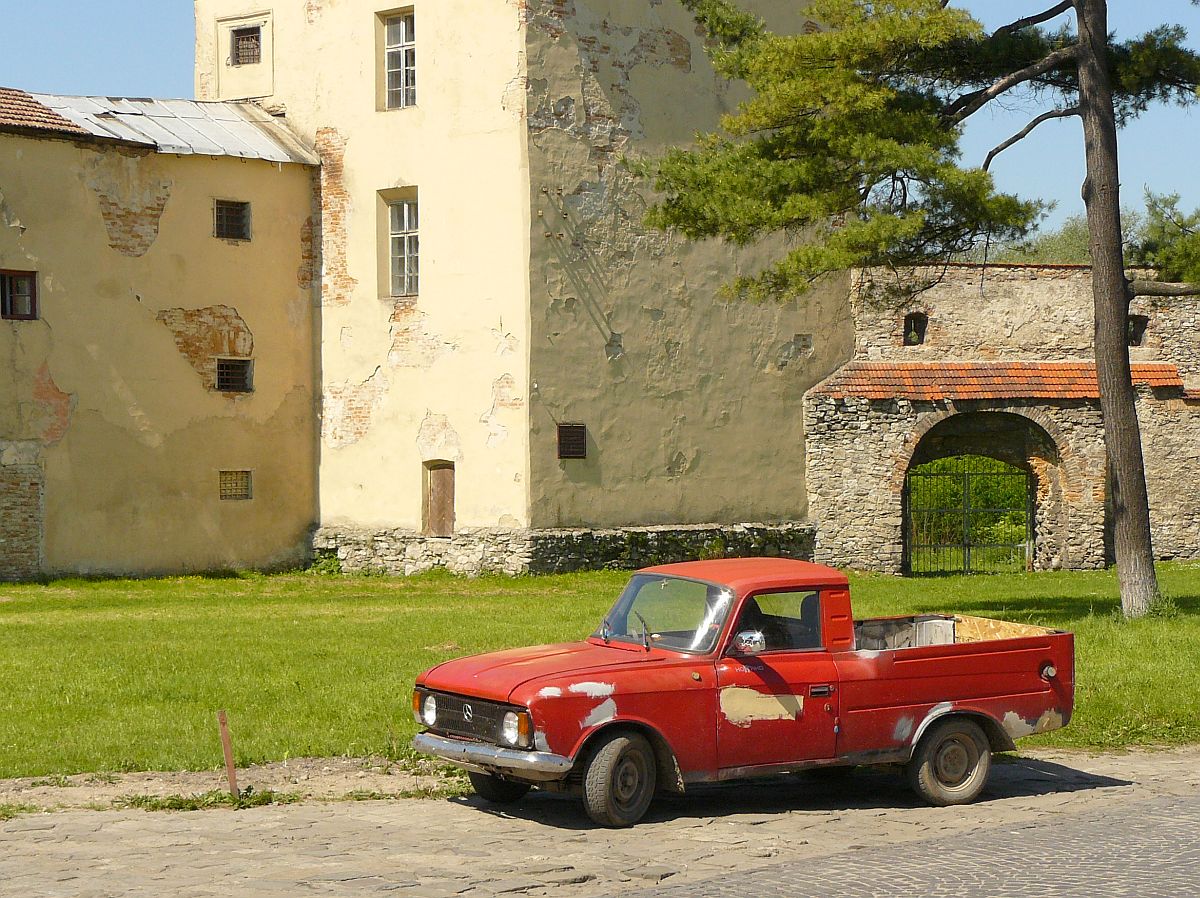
left=0, top=86, right=90, bottom=137
left=812, top=361, right=1185, bottom=400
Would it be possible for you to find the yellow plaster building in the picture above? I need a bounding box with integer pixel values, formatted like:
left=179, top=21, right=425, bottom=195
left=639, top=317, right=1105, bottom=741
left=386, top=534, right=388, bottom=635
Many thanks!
left=2, top=1, right=846, bottom=579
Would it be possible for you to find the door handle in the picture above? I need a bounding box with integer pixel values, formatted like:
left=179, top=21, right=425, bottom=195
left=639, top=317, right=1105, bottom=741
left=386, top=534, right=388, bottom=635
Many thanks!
left=810, top=684, right=834, bottom=697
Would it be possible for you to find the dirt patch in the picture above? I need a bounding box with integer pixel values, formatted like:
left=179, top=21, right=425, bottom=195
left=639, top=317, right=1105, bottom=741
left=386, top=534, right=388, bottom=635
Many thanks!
left=0, top=756, right=455, bottom=812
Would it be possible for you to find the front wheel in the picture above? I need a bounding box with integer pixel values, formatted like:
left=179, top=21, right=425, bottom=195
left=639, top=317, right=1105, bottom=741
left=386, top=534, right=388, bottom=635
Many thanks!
left=468, top=771, right=531, bottom=804
left=582, top=731, right=657, bottom=827
left=906, top=718, right=991, bottom=806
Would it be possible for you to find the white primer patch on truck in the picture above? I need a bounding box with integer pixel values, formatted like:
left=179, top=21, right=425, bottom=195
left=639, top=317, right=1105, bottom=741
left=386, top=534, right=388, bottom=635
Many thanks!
left=569, top=682, right=615, bottom=698
left=537, top=687, right=562, bottom=698
left=581, top=698, right=617, bottom=728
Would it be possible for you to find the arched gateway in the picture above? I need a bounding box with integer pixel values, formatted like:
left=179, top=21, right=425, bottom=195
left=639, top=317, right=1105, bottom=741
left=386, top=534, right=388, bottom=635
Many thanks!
left=903, top=412, right=1062, bottom=574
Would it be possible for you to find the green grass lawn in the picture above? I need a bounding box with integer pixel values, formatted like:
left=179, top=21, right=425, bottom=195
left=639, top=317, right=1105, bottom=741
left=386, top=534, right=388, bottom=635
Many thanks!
left=0, top=564, right=1198, bottom=778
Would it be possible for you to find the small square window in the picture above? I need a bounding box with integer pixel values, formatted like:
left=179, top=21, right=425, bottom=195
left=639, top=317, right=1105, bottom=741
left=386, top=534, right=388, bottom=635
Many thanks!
left=903, top=312, right=929, bottom=346
left=557, top=424, right=588, bottom=460
left=231, top=26, right=262, bottom=66
left=214, top=200, right=252, bottom=241
left=1127, top=314, right=1150, bottom=347
left=216, top=358, right=254, bottom=393
left=219, top=470, right=253, bottom=501
left=1, top=271, right=37, bottom=320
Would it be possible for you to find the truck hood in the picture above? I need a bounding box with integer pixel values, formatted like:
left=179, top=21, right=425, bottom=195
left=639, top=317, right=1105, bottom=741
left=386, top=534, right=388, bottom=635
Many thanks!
left=418, top=640, right=658, bottom=703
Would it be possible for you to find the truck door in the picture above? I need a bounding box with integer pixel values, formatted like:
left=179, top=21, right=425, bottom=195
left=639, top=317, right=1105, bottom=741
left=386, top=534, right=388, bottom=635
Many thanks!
left=715, top=590, right=840, bottom=771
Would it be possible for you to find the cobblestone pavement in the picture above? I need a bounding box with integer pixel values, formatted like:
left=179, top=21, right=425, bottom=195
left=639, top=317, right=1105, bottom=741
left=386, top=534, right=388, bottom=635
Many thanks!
left=2, top=748, right=1198, bottom=898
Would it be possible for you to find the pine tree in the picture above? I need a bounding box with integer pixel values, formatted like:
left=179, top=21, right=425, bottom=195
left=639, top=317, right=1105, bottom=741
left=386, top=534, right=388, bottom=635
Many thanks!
left=643, top=0, right=1200, bottom=617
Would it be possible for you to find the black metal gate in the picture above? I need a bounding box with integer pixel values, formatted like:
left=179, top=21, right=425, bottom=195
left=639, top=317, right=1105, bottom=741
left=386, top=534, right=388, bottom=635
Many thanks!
left=904, top=455, right=1032, bottom=575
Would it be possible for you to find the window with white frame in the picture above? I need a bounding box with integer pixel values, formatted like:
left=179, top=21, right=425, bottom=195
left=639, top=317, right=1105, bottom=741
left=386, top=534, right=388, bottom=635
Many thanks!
left=385, top=12, right=416, bottom=109
left=389, top=199, right=419, bottom=296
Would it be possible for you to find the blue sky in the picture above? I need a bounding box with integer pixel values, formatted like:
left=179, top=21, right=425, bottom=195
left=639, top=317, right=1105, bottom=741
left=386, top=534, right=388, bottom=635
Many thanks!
left=0, top=1, right=1197, bottom=230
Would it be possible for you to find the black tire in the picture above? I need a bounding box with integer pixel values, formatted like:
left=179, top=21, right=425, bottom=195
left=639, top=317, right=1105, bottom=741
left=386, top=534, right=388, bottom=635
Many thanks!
left=906, top=717, right=992, bottom=806
left=468, top=771, right=531, bottom=804
left=582, top=731, right=657, bottom=827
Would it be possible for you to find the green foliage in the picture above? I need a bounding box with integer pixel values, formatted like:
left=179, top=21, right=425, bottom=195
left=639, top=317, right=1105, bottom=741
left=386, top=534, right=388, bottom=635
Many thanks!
left=0, top=803, right=37, bottom=821
left=643, top=1, right=1200, bottom=299
left=1127, top=192, right=1200, bottom=281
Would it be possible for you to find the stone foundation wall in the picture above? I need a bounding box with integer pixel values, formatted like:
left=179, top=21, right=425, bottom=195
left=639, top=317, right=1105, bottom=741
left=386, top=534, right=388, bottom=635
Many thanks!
left=313, top=522, right=815, bottom=577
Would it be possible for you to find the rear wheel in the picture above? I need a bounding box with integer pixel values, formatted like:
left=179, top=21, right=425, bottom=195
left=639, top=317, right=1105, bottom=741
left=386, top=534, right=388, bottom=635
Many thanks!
left=906, top=718, right=991, bottom=806
left=468, top=772, right=531, bottom=804
left=582, top=731, right=657, bottom=827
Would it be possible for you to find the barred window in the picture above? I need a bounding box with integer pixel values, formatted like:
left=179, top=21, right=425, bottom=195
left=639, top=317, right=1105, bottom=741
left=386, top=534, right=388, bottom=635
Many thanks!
left=557, top=424, right=588, bottom=460
left=216, top=359, right=254, bottom=393
left=389, top=199, right=419, bottom=296
left=219, top=471, right=253, bottom=501
left=1, top=271, right=37, bottom=320
left=214, top=200, right=251, bottom=241
left=232, top=26, right=262, bottom=66
left=385, top=12, right=416, bottom=109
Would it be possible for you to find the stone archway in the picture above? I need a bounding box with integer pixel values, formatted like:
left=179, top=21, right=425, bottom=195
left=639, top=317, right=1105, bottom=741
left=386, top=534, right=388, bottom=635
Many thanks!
left=902, top=412, right=1065, bottom=573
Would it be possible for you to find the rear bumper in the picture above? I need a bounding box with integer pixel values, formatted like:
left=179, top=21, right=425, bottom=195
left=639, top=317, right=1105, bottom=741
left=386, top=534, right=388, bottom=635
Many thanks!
left=412, top=732, right=573, bottom=782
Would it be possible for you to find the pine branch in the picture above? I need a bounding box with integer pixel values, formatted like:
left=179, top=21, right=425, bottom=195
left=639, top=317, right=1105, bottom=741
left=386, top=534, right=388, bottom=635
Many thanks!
left=1129, top=279, right=1200, bottom=296
left=992, top=2, right=1073, bottom=39
left=943, top=45, right=1079, bottom=123
left=983, top=106, right=1081, bottom=171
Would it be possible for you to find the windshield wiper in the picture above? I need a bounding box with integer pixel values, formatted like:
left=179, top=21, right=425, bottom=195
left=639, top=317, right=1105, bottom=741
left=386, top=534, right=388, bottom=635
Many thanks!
left=633, top=611, right=651, bottom=652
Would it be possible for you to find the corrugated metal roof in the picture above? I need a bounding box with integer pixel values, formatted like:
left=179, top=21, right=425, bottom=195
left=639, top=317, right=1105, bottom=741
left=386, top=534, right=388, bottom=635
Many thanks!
left=23, top=92, right=318, bottom=166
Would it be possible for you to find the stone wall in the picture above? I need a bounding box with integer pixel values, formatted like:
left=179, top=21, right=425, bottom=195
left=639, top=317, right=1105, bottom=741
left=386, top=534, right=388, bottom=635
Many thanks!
left=313, top=522, right=815, bottom=577
left=0, top=455, right=43, bottom=582
left=1139, top=394, right=1200, bottom=560
left=804, top=396, right=1108, bottom=573
left=851, top=265, right=1200, bottom=383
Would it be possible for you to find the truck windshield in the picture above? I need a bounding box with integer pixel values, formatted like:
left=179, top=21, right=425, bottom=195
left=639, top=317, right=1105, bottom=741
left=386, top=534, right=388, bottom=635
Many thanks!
left=595, top=574, right=734, bottom=653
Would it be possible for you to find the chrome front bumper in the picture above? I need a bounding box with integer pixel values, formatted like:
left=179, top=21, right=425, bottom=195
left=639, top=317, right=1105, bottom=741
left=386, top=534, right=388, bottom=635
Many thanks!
left=412, top=732, right=573, bottom=782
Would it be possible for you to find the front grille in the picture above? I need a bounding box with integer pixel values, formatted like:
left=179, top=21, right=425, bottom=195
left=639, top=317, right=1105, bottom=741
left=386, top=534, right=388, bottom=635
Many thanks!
left=432, top=693, right=507, bottom=743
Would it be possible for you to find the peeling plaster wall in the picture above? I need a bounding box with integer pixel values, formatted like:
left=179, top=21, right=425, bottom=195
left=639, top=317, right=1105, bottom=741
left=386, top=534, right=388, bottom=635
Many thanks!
left=196, top=0, right=533, bottom=531
left=524, top=0, right=851, bottom=528
left=0, top=132, right=316, bottom=577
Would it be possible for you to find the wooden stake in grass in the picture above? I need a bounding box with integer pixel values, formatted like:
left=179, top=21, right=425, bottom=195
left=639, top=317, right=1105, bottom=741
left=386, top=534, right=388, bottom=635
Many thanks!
left=217, top=710, right=239, bottom=800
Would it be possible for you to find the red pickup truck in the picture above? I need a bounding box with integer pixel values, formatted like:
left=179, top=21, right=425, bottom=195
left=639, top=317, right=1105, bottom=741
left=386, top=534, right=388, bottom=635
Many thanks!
left=412, top=558, right=1074, bottom=826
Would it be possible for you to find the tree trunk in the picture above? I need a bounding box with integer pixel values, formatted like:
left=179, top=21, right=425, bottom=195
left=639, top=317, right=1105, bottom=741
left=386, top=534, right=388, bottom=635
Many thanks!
left=1074, top=0, right=1160, bottom=617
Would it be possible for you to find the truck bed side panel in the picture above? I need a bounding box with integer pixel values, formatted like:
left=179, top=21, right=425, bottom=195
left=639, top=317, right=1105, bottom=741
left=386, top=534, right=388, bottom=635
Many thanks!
left=833, top=632, right=1075, bottom=760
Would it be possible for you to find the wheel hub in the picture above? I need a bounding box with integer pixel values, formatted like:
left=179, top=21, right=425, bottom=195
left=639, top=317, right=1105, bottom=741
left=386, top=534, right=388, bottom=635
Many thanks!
left=935, top=739, right=971, bottom=785
left=613, top=757, right=642, bottom=804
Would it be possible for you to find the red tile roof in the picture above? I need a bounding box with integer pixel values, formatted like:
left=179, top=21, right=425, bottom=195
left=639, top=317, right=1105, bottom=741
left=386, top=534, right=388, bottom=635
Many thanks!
left=813, top=362, right=1185, bottom=401
left=0, top=86, right=90, bottom=137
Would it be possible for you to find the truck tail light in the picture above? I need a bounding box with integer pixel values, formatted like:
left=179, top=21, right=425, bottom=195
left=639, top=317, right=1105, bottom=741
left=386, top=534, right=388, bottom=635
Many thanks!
left=1040, top=663, right=1057, bottom=681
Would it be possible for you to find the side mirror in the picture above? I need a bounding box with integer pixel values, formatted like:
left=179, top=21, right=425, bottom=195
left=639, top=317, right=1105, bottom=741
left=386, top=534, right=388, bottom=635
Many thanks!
left=732, top=630, right=766, bottom=656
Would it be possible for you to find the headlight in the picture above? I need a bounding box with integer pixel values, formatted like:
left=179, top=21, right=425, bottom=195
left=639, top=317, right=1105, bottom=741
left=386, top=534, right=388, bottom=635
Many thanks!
left=501, top=711, right=520, bottom=746
left=422, top=694, right=438, bottom=727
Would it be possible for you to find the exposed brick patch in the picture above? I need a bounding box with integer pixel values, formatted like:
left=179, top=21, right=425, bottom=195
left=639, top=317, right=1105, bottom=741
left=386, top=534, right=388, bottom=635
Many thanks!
left=388, top=302, right=455, bottom=369
left=416, top=413, right=462, bottom=462
left=0, top=465, right=43, bottom=582
left=156, top=306, right=255, bottom=391
left=323, top=368, right=388, bottom=449
left=30, top=364, right=73, bottom=444
left=480, top=374, right=524, bottom=450
left=314, top=128, right=357, bottom=308
left=297, top=216, right=316, bottom=290
left=91, top=179, right=172, bottom=258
